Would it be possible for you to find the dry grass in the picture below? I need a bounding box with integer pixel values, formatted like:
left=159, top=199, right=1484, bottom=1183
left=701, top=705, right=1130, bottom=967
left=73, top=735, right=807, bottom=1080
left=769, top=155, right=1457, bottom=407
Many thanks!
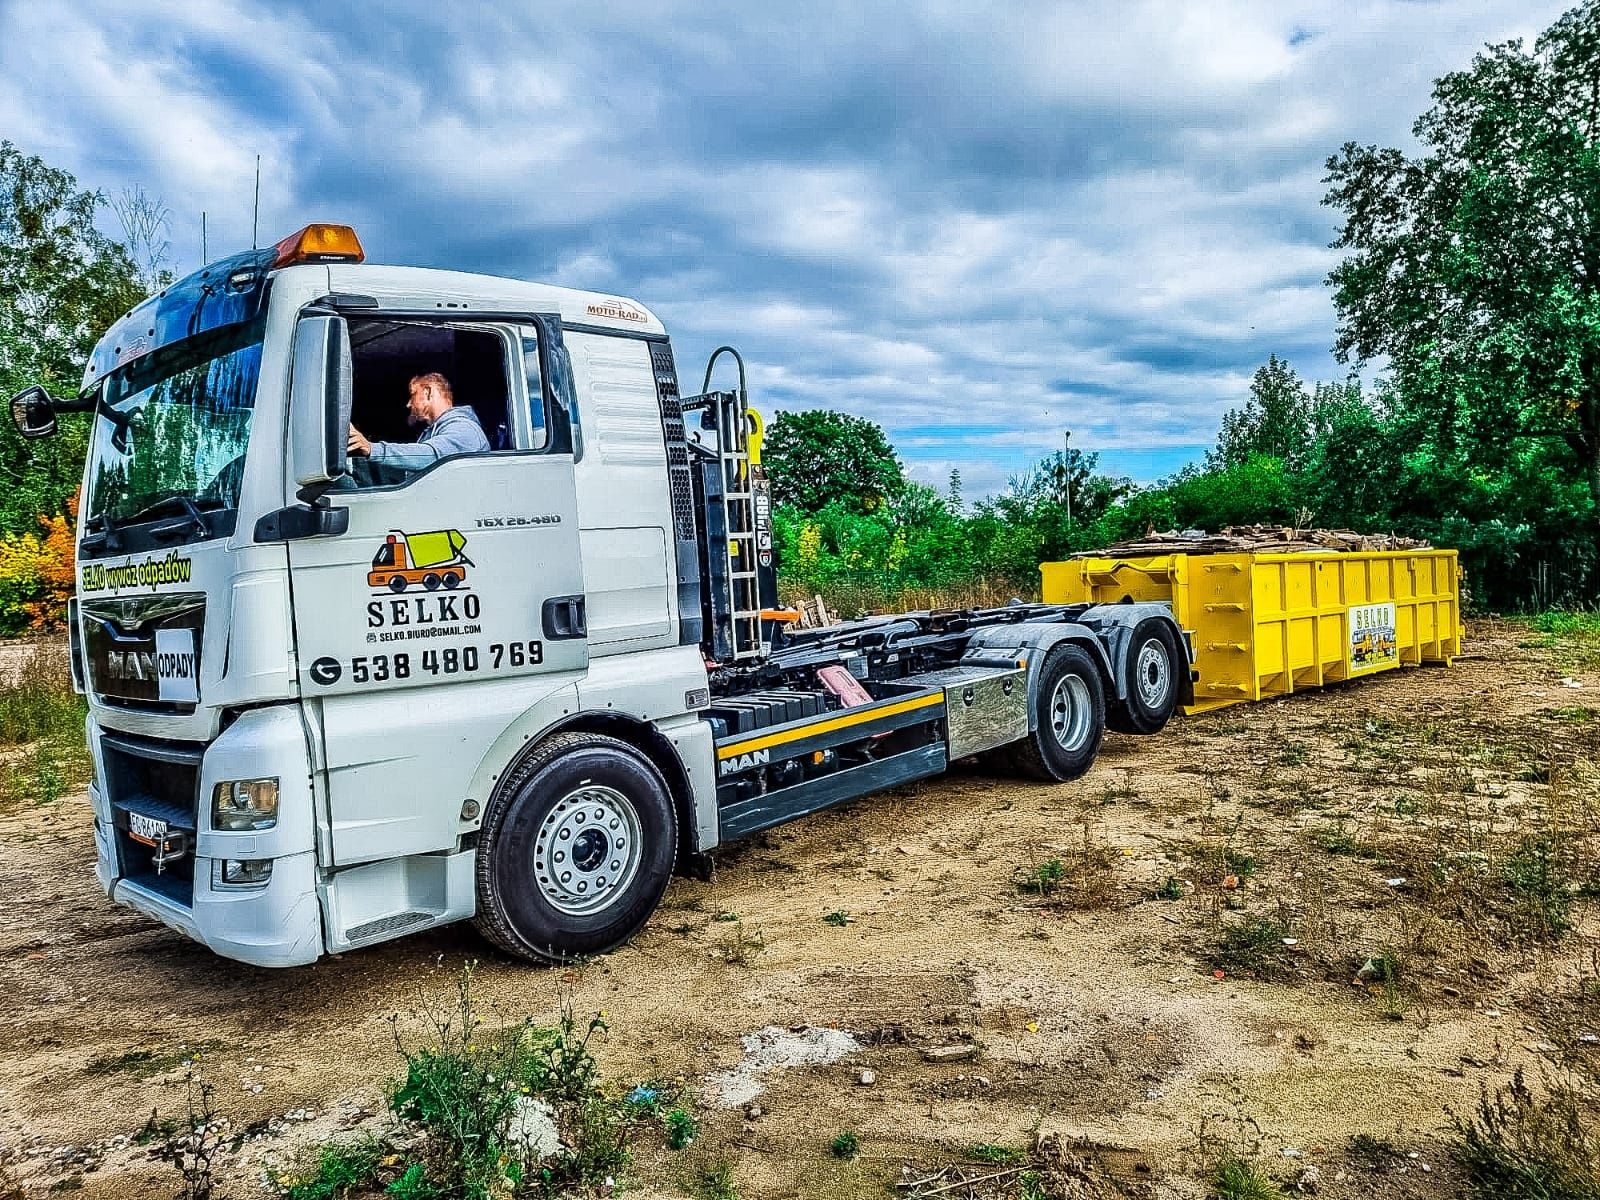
left=0, top=640, right=89, bottom=812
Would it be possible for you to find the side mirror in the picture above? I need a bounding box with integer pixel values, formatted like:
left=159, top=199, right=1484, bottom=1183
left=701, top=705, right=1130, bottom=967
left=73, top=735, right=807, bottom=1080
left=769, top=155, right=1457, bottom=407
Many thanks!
left=288, top=315, right=353, bottom=490
left=9, top=385, right=60, bottom=439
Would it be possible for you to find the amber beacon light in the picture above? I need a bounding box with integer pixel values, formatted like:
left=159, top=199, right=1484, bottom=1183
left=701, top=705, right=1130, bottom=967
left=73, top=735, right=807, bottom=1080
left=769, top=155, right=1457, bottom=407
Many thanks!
left=272, top=223, right=365, bottom=268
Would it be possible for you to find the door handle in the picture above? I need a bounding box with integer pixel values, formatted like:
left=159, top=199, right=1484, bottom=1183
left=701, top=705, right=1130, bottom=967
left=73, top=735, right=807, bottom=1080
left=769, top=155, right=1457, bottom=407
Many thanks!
left=542, top=595, right=587, bottom=640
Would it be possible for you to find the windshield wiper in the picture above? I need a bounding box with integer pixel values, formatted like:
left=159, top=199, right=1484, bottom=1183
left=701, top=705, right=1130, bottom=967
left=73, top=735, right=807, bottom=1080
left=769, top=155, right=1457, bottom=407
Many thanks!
left=80, top=512, right=123, bottom=555
left=123, top=494, right=223, bottom=542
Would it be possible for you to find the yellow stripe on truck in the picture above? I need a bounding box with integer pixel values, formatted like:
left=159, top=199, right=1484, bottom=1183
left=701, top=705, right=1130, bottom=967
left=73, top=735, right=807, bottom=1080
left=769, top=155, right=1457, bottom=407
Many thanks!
left=715, top=692, right=944, bottom=760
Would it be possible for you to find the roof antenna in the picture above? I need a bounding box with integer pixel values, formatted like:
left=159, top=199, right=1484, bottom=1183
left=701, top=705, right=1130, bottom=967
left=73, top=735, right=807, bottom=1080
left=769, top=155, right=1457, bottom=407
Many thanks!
left=201, top=211, right=208, bottom=264
left=252, top=154, right=261, bottom=249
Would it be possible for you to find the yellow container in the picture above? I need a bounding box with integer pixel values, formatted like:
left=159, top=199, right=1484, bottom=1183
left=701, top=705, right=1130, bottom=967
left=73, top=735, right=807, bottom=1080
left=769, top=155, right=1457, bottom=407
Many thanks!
left=1040, top=550, right=1463, bottom=714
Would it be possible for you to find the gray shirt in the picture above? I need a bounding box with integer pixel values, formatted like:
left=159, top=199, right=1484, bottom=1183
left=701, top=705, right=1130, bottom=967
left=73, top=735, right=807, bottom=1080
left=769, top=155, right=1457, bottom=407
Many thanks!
left=369, top=405, right=490, bottom=471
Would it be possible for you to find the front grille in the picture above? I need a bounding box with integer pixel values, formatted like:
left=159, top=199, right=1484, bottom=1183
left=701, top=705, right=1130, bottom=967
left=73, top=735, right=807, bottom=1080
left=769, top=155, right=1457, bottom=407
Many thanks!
left=101, top=731, right=203, bottom=907
left=81, top=593, right=204, bottom=713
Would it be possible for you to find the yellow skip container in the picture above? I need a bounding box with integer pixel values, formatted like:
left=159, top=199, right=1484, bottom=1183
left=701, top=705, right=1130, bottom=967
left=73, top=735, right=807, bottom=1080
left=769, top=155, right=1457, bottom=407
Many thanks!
left=1040, top=550, right=1463, bottom=714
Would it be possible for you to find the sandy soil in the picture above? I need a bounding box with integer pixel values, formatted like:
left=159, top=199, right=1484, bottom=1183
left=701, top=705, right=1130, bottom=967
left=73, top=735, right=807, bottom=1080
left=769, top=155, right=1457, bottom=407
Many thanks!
left=1, top=619, right=1597, bottom=1198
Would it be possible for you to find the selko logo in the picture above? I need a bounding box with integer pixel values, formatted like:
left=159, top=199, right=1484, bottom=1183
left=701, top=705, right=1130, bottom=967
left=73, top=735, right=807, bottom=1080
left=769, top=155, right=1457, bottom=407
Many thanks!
left=365, top=529, right=483, bottom=633
left=368, top=529, right=473, bottom=594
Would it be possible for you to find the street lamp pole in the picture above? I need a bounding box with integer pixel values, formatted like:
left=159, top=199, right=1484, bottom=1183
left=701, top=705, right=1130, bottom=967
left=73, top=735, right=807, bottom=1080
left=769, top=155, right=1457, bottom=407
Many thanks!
left=1063, top=430, right=1072, bottom=526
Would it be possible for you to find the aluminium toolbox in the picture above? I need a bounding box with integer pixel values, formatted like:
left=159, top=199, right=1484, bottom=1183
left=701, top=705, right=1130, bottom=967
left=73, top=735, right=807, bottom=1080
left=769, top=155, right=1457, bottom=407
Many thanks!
left=1040, top=549, right=1463, bottom=714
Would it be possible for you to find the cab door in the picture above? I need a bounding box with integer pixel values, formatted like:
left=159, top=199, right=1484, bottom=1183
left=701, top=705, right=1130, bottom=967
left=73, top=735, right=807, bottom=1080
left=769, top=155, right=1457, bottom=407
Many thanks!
left=285, top=312, right=587, bottom=864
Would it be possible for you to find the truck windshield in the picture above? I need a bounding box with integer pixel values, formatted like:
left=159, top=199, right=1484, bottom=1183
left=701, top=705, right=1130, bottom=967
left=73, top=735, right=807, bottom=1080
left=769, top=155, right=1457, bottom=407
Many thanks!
left=85, top=323, right=264, bottom=529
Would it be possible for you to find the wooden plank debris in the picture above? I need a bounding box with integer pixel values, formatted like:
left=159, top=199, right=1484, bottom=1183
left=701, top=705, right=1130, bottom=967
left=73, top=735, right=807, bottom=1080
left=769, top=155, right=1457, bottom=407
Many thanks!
left=1073, top=524, right=1431, bottom=559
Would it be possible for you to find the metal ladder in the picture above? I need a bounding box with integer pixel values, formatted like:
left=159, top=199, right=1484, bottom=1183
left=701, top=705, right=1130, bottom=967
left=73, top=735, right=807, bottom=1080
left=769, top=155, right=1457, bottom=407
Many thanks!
left=711, top=390, right=765, bottom=661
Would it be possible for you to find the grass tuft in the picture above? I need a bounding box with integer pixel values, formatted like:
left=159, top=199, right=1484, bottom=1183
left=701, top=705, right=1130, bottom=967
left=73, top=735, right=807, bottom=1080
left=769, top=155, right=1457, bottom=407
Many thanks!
left=1212, top=1152, right=1285, bottom=1200
left=1450, top=1068, right=1600, bottom=1199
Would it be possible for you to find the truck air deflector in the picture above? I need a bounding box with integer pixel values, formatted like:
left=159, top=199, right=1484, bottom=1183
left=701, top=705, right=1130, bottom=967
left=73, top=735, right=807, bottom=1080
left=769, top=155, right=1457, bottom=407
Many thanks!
left=84, top=248, right=276, bottom=392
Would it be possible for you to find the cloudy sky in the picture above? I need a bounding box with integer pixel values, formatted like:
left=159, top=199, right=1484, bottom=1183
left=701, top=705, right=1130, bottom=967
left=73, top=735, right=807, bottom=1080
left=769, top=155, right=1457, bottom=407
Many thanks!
left=0, top=0, right=1571, bottom=497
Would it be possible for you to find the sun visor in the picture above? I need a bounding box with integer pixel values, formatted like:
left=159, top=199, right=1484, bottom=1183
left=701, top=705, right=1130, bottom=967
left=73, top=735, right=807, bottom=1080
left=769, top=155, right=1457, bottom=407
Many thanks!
left=82, top=247, right=279, bottom=393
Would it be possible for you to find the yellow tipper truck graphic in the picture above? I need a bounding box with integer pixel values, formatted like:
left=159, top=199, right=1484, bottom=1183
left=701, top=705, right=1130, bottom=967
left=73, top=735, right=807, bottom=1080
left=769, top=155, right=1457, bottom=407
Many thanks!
left=368, top=530, right=473, bottom=592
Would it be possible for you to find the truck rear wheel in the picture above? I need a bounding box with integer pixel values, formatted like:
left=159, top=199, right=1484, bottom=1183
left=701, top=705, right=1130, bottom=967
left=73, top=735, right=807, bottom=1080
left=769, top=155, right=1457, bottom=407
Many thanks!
left=997, top=643, right=1106, bottom=782
left=474, top=732, right=677, bottom=963
left=1108, top=618, right=1181, bottom=735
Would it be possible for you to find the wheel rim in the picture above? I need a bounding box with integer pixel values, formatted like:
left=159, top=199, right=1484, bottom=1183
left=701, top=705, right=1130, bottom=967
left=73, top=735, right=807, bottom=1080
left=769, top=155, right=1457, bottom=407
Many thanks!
left=1135, top=637, right=1170, bottom=709
left=1050, top=673, right=1092, bottom=751
left=533, top=785, right=643, bottom=916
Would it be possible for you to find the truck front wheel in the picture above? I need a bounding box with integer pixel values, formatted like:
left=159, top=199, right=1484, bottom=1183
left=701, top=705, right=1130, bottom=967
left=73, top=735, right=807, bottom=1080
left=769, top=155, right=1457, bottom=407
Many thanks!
left=997, top=643, right=1106, bottom=782
left=474, top=732, right=677, bottom=963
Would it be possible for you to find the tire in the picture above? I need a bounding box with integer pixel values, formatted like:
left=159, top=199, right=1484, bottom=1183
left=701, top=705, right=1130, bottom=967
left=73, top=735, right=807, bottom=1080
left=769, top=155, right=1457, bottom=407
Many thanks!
left=423, top=573, right=441, bottom=591
left=388, top=576, right=407, bottom=593
left=997, top=643, right=1106, bottom=782
left=474, top=732, right=677, bottom=963
left=442, top=572, right=461, bottom=589
left=1107, top=618, right=1182, bottom=735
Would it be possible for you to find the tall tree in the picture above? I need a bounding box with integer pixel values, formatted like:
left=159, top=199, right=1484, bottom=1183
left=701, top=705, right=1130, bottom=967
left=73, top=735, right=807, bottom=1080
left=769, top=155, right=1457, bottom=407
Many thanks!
left=0, top=141, right=143, bottom=536
left=1324, top=2, right=1600, bottom=548
left=1207, top=355, right=1313, bottom=470
left=763, top=409, right=904, bottom=513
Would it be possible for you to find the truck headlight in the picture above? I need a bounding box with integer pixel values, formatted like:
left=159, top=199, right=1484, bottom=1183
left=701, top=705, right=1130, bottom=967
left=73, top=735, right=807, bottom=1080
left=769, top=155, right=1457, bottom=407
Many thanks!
left=212, top=778, right=279, bottom=831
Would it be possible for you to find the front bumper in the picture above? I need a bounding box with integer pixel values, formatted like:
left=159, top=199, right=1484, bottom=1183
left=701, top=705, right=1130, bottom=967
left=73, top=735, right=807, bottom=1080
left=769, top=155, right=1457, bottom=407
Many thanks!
left=89, top=705, right=324, bottom=968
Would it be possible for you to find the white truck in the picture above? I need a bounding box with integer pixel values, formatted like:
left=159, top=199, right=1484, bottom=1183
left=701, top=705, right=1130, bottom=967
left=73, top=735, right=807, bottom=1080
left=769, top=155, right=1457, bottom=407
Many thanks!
left=9, top=223, right=1192, bottom=967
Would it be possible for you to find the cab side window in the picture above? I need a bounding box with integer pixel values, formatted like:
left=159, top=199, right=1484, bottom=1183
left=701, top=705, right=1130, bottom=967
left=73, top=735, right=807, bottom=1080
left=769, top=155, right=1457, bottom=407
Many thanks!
left=341, top=320, right=511, bottom=489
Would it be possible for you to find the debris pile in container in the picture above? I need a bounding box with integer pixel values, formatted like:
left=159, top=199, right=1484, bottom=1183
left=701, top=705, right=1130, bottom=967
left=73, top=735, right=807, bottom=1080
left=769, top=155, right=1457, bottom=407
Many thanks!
left=1075, top=524, right=1432, bottom=558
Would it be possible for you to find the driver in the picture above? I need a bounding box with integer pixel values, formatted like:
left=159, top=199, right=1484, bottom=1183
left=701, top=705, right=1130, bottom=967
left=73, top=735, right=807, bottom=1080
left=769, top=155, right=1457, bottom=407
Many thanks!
left=347, top=372, right=489, bottom=469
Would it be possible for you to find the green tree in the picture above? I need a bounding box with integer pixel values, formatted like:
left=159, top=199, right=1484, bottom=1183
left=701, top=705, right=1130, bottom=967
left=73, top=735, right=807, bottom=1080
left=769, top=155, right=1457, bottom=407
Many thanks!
left=0, top=141, right=144, bottom=536
left=763, top=409, right=904, bottom=513
left=1207, top=355, right=1314, bottom=470
left=1324, top=2, right=1600, bottom=558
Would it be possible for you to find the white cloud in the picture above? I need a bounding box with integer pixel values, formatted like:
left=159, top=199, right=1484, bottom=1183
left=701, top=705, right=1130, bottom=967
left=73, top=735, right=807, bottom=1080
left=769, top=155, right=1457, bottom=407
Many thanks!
left=0, top=0, right=1575, bottom=494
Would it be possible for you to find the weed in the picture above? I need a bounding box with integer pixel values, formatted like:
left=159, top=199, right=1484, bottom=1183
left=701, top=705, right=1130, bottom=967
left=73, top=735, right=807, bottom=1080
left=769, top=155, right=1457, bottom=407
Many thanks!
left=822, top=910, right=853, bottom=927
left=1210, top=916, right=1294, bottom=979
left=1355, top=947, right=1407, bottom=1019
left=384, top=1163, right=433, bottom=1200
left=1212, top=1152, right=1285, bottom=1200
left=1012, top=823, right=1120, bottom=909
left=716, top=921, right=765, bottom=965
left=1450, top=1068, right=1600, bottom=1198
left=1017, top=1169, right=1048, bottom=1200
left=1277, top=741, right=1309, bottom=768
left=687, top=1158, right=739, bottom=1200
left=829, top=1131, right=860, bottom=1160
left=1149, top=875, right=1185, bottom=901
left=1186, top=824, right=1259, bottom=886
left=1313, top=820, right=1368, bottom=857
left=713, top=911, right=740, bottom=923
left=275, top=1137, right=386, bottom=1200
left=965, top=1143, right=1026, bottom=1165
left=1551, top=707, right=1598, bottom=724
left=1501, top=834, right=1573, bottom=943
left=664, top=1107, right=697, bottom=1151
left=1013, top=859, right=1066, bottom=896
left=152, top=1069, right=222, bottom=1200
left=388, top=963, right=632, bottom=1199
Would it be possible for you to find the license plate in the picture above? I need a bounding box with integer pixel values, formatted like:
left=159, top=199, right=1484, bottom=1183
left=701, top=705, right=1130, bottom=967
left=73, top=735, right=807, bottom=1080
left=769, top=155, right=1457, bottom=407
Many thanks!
left=128, top=811, right=168, bottom=847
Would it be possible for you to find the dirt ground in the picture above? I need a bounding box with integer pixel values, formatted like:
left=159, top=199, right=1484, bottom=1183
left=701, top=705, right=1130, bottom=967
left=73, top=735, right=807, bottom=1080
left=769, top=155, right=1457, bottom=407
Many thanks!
left=2, top=619, right=1597, bottom=1198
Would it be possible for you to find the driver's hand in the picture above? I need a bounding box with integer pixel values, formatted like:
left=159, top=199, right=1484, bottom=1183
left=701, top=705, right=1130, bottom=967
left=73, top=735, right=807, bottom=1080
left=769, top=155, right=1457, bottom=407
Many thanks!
left=347, top=426, right=371, bottom=455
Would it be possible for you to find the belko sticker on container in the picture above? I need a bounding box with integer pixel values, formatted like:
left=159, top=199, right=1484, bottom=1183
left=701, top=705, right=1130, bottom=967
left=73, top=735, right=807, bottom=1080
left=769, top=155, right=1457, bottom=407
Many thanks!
left=1348, top=602, right=1399, bottom=673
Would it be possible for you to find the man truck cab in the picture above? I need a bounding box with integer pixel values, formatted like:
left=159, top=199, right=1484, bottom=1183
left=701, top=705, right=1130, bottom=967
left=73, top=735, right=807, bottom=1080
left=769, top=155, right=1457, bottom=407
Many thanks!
left=10, top=224, right=1192, bottom=967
